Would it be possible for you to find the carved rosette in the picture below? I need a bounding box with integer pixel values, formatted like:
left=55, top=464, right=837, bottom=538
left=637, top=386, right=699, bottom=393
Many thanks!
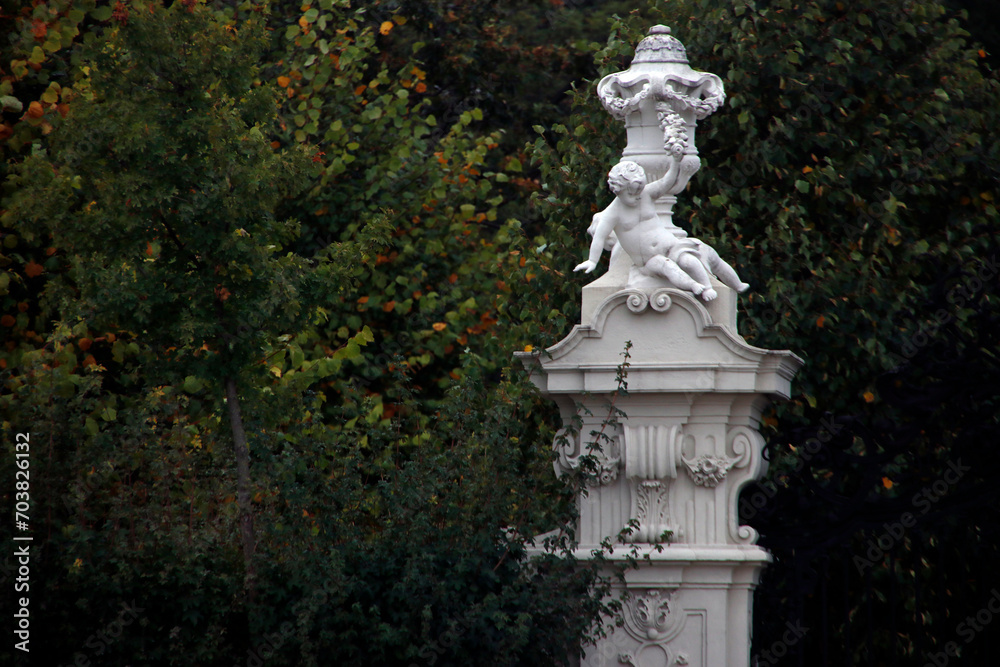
left=681, top=454, right=737, bottom=487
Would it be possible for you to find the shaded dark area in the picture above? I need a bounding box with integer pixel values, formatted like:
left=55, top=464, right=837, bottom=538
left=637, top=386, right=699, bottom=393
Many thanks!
left=747, top=253, right=1000, bottom=663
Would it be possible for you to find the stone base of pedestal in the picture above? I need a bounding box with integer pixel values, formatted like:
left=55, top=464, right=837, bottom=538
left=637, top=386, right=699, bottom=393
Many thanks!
left=520, top=267, right=801, bottom=667
left=572, top=545, right=769, bottom=667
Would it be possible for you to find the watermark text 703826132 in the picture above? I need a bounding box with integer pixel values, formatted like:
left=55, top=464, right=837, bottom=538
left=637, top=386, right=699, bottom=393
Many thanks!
left=13, top=432, right=32, bottom=654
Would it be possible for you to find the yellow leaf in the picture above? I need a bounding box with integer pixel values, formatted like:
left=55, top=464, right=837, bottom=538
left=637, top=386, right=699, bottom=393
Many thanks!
left=863, top=391, right=875, bottom=403
left=523, top=344, right=533, bottom=353
left=379, top=21, right=393, bottom=35
left=432, top=322, right=446, bottom=332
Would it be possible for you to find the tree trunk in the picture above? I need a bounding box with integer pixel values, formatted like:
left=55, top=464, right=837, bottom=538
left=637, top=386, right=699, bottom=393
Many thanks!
left=225, top=376, right=256, bottom=599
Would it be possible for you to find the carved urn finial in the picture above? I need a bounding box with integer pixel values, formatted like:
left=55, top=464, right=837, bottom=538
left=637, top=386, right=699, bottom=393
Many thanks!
left=596, top=25, right=725, bottom=237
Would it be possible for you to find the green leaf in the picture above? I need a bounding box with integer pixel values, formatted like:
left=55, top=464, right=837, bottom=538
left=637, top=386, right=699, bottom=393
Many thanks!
left=183, top=376, right=204, bottom=394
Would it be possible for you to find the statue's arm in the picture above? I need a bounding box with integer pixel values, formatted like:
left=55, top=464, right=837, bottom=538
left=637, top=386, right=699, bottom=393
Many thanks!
left=644, top=156, right=680, bottom=201
left=575, top=211, right=616, bottom=273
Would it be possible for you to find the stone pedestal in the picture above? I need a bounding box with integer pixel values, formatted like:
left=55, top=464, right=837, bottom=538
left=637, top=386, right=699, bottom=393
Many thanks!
left=518, top=276, right=802, bottom=666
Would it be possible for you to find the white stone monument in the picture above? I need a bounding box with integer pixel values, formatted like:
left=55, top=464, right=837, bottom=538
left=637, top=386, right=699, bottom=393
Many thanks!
left=518, top=26, right=803, bottom=667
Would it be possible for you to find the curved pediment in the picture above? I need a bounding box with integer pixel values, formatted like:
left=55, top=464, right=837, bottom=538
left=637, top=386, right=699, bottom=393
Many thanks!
left=523, top=287, right=802, bottom=399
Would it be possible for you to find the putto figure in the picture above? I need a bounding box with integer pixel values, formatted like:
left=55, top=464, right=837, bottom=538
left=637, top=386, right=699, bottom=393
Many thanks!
left=574, top=160, right=749, bottom=301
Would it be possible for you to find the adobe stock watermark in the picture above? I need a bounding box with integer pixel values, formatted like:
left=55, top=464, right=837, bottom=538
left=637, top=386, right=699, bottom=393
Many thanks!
left=923, top=588, right=1000, bottom=667
left=407, top=612, right=477, bottom=666
left=854, top=459, right=970, bottom=574
left=739, top=415, right=844, bottom=521
left=885, top=254, right=1000, bottom=369
left=752, top=620, right=809, bottom=666
left=58, top=600, right=146, bottom=667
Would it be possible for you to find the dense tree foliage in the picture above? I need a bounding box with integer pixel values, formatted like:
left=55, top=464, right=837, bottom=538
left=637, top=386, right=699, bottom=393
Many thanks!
left=2, top=0, right=999, bottom=664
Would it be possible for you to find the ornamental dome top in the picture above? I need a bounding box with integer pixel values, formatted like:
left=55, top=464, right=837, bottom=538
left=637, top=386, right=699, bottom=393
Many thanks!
left=632, top=25, right=689, bottom=65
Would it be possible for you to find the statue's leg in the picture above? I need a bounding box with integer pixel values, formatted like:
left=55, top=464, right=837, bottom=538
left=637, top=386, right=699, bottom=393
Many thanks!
left=703, top=248, right=750, bottom=292
left=646, top=256, right=704, bottom=295
left=676, top=254, right=718, bottom=301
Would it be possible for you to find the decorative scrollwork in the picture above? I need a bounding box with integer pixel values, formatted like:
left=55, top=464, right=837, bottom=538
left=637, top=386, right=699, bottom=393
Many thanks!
left=599, top=78, right=652, bottom=121
left=658, top=81, right=725, bottom=119
left=626, top=290, right=650, bottom=313
left=553, top=428, right=621, bottom=486
left=650, top=289, right=673, bottom=312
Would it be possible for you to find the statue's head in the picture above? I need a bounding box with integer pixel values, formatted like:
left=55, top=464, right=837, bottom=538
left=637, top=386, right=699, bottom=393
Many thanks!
left=608, top=161, right=646, bottom=205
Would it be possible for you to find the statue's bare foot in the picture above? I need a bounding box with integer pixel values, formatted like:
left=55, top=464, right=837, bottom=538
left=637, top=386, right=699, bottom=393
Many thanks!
left=701, top=288, right=718, bottom=301
left=736, top=281, right=750, bottom=293
left=690, top=283, right=704, bottom=295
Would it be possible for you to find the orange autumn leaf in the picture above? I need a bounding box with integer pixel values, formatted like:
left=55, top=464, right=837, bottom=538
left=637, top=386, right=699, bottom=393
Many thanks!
left=432, top=322, right=446, bottom=331
left=357, top=296, right=369, bottom=304
left=882, top=477, right=894, bottom=490
left=382, top=300, right=396, bottom=312
left=415, top=82, right=427, bottom=94
left=25, top=261, right=44, bottom=278
left=277, top=75, right=291, bottom=88
left=1, top=315, right=15, bottom=327
left=379, top=21, right=394, bottom=35
left=27, top=101, right=45, bottom=119
left=79, top=338, right=93, bottom=351
left=82, top=354, right=97, bottom=367
left=816, top=315, right=825, bottom=328
left=863, top=391, right=875, bottom=403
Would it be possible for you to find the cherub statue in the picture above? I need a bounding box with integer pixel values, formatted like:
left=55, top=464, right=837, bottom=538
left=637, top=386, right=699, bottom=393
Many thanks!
left=574, top=160, right=749, bottom=301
